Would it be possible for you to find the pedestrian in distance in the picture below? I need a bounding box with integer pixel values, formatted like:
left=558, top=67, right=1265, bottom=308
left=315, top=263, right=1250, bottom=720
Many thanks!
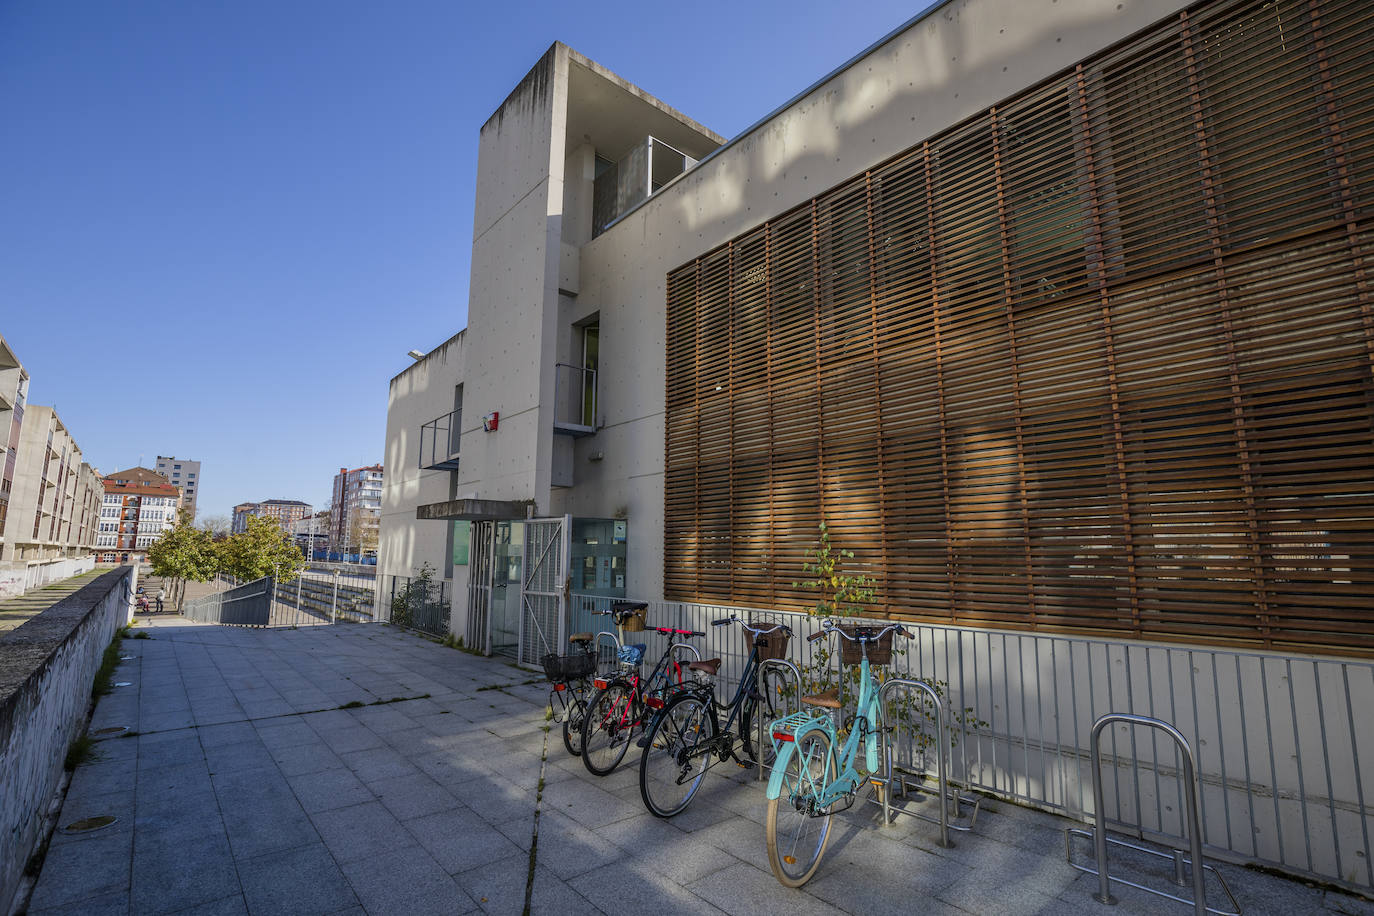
left=156, top=589, right=165, bottom=612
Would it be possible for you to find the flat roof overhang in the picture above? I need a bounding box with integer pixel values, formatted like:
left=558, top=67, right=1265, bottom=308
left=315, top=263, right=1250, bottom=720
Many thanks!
left=416, top=498, right=529, bottom=522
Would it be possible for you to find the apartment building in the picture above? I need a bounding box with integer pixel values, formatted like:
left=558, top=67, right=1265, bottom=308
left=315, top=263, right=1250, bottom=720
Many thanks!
left=153, top=455, right=202, bottom=520
left=0, top=336, right=27, bottom=550
left=329, top=464, right=382, bottom=558
left=292, top=510, right=330, bottom=559
left=232, top=499, right=311, bottom=535
left=1, top=403, right=103, bottom=574
left=0, top=336, right=103, bottom=595
left=97, top=468, right=180, bottom=564
left=380, top=0, right=1374, bottom=893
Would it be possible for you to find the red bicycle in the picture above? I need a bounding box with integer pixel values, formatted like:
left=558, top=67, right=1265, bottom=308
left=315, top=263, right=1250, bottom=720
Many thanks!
left=581, top=603, right=703, bottom=777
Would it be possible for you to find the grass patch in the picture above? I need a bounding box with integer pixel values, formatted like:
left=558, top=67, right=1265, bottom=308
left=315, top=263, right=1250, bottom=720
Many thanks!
left=64, top=734, right=100, bottom=771
left=91, top=627, right=131, bottom=698
left=339, top=700, right=365, bottom=709
left=132, top=632, right=151, bottom=639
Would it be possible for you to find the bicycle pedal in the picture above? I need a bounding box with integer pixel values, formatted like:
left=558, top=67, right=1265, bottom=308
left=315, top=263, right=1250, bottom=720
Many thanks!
left=635, top=735, right=651, bottom=749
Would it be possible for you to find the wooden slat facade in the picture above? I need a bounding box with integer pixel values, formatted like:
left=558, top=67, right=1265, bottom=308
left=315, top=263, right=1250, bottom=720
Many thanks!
left=663, top=0, right=1374, bottom=656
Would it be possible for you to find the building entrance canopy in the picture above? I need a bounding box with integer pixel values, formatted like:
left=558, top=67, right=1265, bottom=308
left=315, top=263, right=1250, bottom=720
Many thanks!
left=415, top=498, right=530, bottom=522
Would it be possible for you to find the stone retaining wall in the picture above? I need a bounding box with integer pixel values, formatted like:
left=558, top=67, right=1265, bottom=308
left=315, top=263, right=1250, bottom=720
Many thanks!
left=0, top=567, right=133, bottom=914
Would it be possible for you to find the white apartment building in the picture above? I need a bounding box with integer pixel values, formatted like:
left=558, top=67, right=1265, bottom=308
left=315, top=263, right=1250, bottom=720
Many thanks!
left=154, top=455, right=201, bottom=520
left=98, top=468, right=181, bottom=564
left=380, top=0, right=1374, bottom=893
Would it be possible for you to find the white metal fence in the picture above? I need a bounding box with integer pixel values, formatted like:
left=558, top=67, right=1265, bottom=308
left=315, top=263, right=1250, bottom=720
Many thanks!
left=571, top=594, right=1373, bottom=895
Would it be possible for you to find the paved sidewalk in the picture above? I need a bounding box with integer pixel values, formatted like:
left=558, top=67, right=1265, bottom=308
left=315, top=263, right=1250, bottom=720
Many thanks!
left=28, top=618, right=1374, bottom=915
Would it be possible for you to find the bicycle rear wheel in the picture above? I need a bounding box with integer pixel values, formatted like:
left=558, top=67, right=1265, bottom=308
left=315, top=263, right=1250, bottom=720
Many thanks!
left=765, top=729, right=835, bottom=887
left=741, top=666, right=789, bottom=769
left=582, top=683, right=636, bottom=776
left=562, top=693, right=588, bottom=757
left=640, top=694, right=716, bottom=817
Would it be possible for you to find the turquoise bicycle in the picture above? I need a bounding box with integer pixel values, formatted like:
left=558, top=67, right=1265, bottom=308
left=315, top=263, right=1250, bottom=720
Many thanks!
left=764, top=619, right=910, bottom=886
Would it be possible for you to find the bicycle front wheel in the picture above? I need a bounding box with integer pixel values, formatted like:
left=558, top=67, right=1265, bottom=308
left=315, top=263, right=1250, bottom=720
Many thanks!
left=562, top=694, right=588, bottom=757
left=765, top=729, right=835, bottom=887
left=639, top=694, right=717, bottom=817
left=581, top=683, right=636, bottom=776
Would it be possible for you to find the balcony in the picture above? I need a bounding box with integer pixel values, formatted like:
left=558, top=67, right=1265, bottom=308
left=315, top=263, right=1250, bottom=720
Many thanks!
left=592, top=136, right=696, bottom=238
left=553, top=363, right=597, bottom=437
left=419, top=409, right=461, bottom=471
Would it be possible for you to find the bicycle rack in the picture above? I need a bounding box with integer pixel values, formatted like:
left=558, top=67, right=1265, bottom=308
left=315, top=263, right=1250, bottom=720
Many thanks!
left=1065, top=713, right=1240, bottom=916
left=753, top=658, right=803, bottom=783
left=669, top=642, right=703, bottom=666
left=874, top=677, right=967, bottom=848
left=593, top=630, right=621, bottom=674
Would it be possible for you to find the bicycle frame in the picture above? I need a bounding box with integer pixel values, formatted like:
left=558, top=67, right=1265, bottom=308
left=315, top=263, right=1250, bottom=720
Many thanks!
left=766, top=646, right=882, bottom=809
left=592, top=630, right=696, bottom=731
left=642, top=617, right=789, bottom=768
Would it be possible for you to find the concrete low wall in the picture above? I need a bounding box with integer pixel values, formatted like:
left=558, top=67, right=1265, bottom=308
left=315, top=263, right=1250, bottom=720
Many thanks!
left=0, top=556, right=97, bottom=600
left=0, top=567, right=133, bottom=915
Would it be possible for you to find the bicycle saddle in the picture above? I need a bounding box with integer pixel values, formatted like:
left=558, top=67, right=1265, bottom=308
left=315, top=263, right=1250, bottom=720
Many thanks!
left=687, top=658, right=721, bottom=675
left=569, top=632, right=593, bottom=644
left=801, top=688, right=842, bottom=709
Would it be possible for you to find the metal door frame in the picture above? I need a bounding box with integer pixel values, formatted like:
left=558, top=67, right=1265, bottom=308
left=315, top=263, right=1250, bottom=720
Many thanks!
left=519, top=515, right=571, bottom=668
left=466, top=520, right=496, bottom=655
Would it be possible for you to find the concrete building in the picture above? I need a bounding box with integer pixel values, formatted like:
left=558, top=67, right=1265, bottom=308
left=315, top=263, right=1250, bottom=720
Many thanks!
left=1, top=405, right=103, bottom=580
left=0, top=336, right=102, bottom=595
left=292, top=510, right=330, bottom=559
left=153, top=455, right=202, bottom=520
left=0, top=336, right=28, bottom=554
left=329, top=464, right=382, bottom=559
left=231, top=499, right=311, bottom=535
left=97, top=468, right=180, bottom=564
left=381, top=0, right=1374, bottom=894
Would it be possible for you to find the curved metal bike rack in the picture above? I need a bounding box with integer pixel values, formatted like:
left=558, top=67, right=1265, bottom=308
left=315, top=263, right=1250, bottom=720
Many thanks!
left=876, top=678, right=952, bottom=848
left=593, top=630, right=621, bottom=673
left=753, top=658, right=803, bottom=782
left=1065, top=712, right=1240, bottom=916
left=669, top=642, right=703, bottom=666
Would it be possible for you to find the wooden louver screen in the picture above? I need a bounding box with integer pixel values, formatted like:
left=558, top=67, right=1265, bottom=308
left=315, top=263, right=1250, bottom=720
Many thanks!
left=664, top=0, right=1374, bottom=656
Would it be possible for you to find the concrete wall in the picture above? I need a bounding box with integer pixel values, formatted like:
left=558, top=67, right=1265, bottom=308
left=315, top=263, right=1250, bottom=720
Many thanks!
left=0, top=556, right=97, bottom=600
left=0, top=567, right=133, bottom=915
left=379, top=333, right=466, bottom=619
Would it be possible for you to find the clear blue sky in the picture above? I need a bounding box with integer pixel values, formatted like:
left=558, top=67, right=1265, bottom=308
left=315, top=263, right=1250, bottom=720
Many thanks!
left=1, top=0, right=935, bottom=522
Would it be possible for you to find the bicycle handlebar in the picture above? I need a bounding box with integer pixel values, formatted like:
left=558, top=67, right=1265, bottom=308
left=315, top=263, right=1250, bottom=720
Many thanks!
left=811, top=620, right=911, bottom=642
left=711, top=615, right=793, bottom=637
left=654, top=626, right=706, bottom=638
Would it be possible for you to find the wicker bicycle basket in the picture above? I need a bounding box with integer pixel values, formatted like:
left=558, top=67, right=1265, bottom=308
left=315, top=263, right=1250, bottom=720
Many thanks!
left=541, top=650, right=596, bottom=683
left=838, top=624, right=894, bottom=667
left=750, top=627, right=791, bottom=662
left=613, top=605, right=646, bottom=632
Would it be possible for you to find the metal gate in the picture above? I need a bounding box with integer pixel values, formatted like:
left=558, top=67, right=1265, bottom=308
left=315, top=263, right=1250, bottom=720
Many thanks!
left=519, top=515, right=570, bottom=667
left=466, top=520, right=495, bottom=655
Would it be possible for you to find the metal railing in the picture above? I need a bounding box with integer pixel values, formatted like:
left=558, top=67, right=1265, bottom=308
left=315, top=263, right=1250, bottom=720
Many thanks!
left=182, top=569, right=378, bottom=628
left=553, top=363, right=596, bottom=433
left=419, top=409, right=461, bottom=470
left=567, top=593, right=1374, bottom=895
left=381, top=574, right=450, bottom=638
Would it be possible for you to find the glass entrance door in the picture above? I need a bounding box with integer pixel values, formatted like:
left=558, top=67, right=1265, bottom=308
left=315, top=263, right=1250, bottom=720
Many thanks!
left=489, top=521, right=523, bottom=660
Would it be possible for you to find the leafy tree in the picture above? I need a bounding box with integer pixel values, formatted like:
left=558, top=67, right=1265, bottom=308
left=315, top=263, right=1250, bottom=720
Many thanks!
left=147, top=519, right=221, bottom=611
left=219, top=515, right=305, bottom=583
